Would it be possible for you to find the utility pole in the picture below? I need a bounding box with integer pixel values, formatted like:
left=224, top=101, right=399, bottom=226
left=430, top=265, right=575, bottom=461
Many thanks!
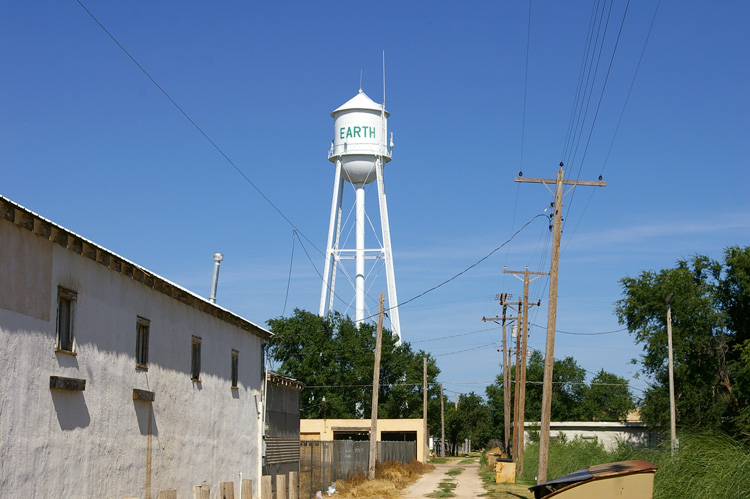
left=483, top=293, right=516, bottom=455
left=666, top=293, right=677, bottom=456
left=423, top=356, right=428, bottom=463
left=513, top=301, right=521, bottom=464
left=516, top=164, right=605, bottom=484
left=503, top=269, right=544, bottom=476
left=440, top=383, right=446, bottom=458
left=368, top=293, right=384, bottom=479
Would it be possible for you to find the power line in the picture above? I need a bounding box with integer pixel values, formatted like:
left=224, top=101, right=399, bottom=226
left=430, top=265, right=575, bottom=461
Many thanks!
left=410, top=326, right=501, bottom=344
left=572, top=0, right=632, bottom=182
left=433, top=342, right=497, bottom=357
left=519, top=0, right=532, bottom=173
left=76, top=1, right=307, bottom=236
left=600, top=0, right=661, bottom=177
left=529, top=323, right=628, bottom=336
left=362, top=212, right=548, bottom=322
left=282, top=230, right=297, bottom=317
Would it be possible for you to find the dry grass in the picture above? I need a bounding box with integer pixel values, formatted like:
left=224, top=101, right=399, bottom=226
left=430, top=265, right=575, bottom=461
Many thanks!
left=332, top=460, right=434, bottom=499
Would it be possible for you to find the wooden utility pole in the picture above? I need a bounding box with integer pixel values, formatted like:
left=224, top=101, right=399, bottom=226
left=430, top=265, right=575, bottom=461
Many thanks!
left=513, top=302, right=521, bottom=463
left=666, top=293, right=677, bottom=456
left=503, top=269, right=544, bottom=476
left=368, top=293, right=384, bottom=479
left=516, top=164, right=605, bottom=483
left=423, top=356, right=428, bottom=463
left=482, top=293, right=516, bottom=455
left=440, top=383, right=446, bottom=458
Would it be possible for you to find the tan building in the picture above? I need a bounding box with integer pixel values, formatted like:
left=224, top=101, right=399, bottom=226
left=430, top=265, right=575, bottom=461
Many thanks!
left=300, top=418, right=429, bottom=462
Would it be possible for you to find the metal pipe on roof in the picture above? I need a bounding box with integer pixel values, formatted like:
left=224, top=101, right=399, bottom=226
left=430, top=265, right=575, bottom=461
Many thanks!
left=209, top=253, right=223, bottom=303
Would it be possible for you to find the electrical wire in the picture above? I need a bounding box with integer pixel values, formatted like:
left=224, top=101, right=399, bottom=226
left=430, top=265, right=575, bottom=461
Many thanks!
left=282, top=230, right=297, bottom=317
left=529, top=323, right=628, bottom=335
left=518, top=0, right=532, bottom=174
left=600, top=0, right=661, bottom=177
left=362, top=212, right=548, bottom=322
left=563, top=0, right=631, bottom=235
left=410, top=326, right=501, bottom=344
left=563, top=0, right=660, bottom=252
left=76, top=0, right=308, bottom=236
left=433, top=342, right=497, bottom=357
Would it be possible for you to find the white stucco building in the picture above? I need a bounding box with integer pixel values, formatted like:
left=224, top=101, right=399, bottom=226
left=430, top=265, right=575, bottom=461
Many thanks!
left=0, top=195, right=271, bottom=498
left=525, top=421, right=657, bottom=451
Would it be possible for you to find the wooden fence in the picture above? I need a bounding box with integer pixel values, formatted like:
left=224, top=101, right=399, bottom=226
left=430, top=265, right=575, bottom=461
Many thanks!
left=124, top=472, right=298, bottom=499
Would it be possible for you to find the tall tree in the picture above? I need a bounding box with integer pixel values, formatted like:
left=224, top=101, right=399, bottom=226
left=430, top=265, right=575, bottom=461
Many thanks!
left=576, top=370, right=635, bottom=421
left=719, top=247, right=750, bottom=431
left=485, top=354, right=634, bottom=427
left=523, top=351, right=587, bottom=421
left=266, top=309, right=441, bottom=426
left=444, top=392, right=492, bottom=453
left=616, top=248, right=750, bottom=434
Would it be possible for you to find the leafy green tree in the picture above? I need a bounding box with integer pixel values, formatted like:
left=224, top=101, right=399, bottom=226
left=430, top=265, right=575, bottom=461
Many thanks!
left=718, top=247, right=750, bottom=431
left=485, top=353, right=634, bottom=430
left=444, top=392, right=492, bottom=453
left=616, top=247, right=750, bottom=435
left=576, top=369, right=635, bottom=421
left=266, top=309, right=441, bottom=427
left=523, top=351, right=587, bottom=421
left=484, top=379, right=506, bottom=442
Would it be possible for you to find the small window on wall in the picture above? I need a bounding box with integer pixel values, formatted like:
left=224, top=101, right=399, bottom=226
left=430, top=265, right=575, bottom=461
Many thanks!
left=231, top=350, right=239, bottom=389
left=191, top=336, right=202, bottom=382
left=136, top=317, right=150, bottom=370
left=56, top=287, right=77, bottom=353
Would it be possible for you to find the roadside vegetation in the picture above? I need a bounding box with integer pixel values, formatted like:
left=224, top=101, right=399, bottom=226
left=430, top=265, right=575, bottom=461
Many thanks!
left=332, top=460, right=432, bottom=499
left=518, top=430, right=750, bottom=499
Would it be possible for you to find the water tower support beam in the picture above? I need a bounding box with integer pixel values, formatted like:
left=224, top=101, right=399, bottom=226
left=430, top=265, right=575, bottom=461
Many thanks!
left=328, top=180, right=344, bottom=315
left=376, top=157, right=401, bottom=343
left=355, top=182, right=366, bottom=326
left=319, top=159, right=344, bottom=317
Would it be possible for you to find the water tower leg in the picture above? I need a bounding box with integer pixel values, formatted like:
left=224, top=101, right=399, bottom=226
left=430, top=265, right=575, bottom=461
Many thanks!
left=355, top=182, right=366, bottom=326
left=320, top=160, right=344, bottom=316
left=376, top=158, right=401, bottom=344
left=329, top=186, right=343, bottom=315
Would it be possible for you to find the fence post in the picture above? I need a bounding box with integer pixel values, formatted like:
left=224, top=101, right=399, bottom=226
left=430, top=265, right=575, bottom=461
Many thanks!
left=220, top=481, right=234, bottom=499
left=158, top=490, right=177, bottom=499
left=241, top=478, right=253, bottom=499
left=288, top=471, right=298, bottom=499
left=193, top=484, right=210, bottom=499
left=275, top=474, right=287, bottom=499
left=261, top=475, right=272, bottom=499
left=321, top=442, right=327, bottom=496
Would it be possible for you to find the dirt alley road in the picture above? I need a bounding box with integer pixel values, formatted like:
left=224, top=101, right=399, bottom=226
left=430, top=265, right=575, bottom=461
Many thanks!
left=398, top=462, right=486, bottom=499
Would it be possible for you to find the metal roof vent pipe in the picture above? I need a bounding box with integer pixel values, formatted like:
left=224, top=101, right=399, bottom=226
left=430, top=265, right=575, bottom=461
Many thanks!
left=209, top=252, right=223, bottom=304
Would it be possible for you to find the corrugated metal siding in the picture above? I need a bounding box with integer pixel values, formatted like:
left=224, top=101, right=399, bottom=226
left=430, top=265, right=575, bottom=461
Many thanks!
left=266, top=437, right=300, bottom=464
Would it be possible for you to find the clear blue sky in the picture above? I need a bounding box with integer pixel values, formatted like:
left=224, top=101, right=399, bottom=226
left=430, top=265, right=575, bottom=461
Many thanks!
left=3, top=1, right=748, bottom=402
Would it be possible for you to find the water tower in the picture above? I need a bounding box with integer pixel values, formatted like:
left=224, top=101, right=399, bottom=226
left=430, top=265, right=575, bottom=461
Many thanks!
left=318, top=88, right=402, bottom=342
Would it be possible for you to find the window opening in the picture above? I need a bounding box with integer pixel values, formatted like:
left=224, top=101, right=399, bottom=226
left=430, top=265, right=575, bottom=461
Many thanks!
left=231, top=350, right=239, bottom=388
left=136, top=317, right=150, bottom=370
left=191, top=336, right=202, bottom=381
left=56, top=287, right=77, bottom=352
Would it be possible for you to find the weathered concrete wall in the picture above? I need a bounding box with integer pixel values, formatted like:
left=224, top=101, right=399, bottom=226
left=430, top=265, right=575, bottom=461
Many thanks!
left=0, top=201, right=267, bottom=498
left=524, top=421, right=656, bottom=451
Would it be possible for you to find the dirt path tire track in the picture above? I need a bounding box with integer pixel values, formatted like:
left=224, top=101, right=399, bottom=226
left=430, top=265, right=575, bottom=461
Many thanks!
left=399, top=461, right=485, bottom=499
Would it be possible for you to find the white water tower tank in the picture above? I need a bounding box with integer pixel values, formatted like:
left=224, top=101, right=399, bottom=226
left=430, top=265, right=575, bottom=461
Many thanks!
left=329, top=89, right=391, bottom=185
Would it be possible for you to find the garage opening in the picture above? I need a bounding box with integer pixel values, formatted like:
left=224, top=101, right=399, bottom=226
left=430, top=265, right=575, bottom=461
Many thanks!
left=381, top=431, right=417, bottom=442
